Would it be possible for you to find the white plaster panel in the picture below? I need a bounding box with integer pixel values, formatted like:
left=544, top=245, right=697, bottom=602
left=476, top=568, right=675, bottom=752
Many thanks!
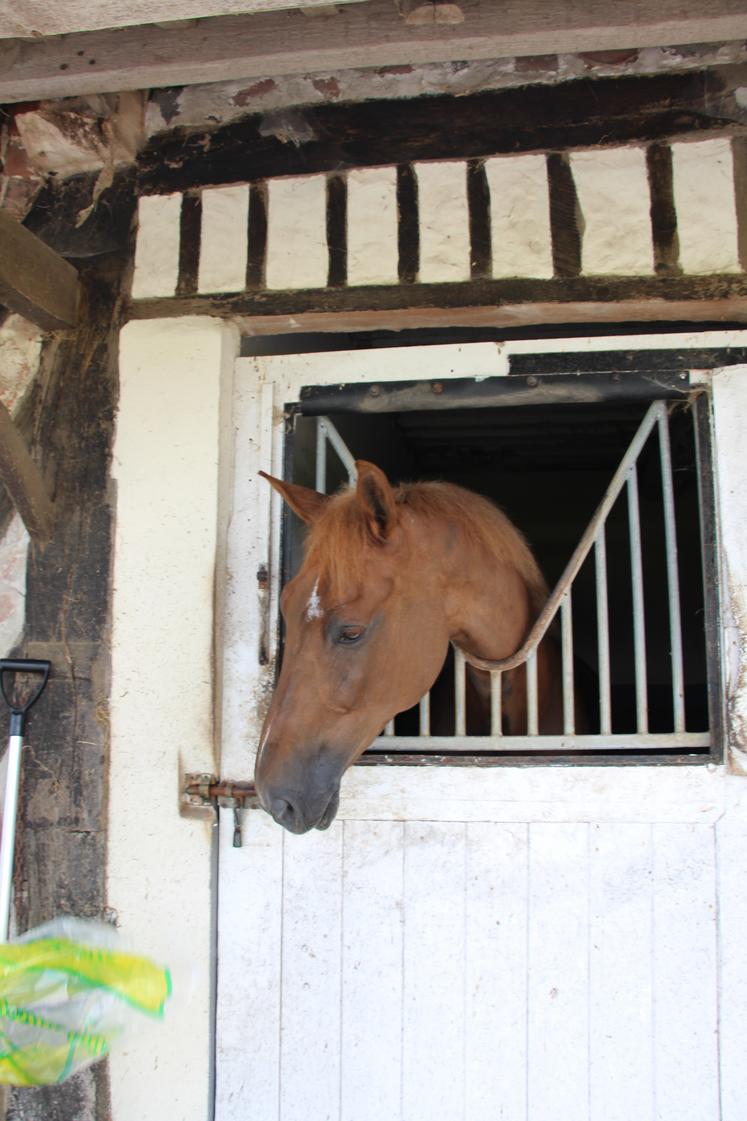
left=265, top=174, right=328, bottom=289
left=346, top=166, right=398, bottom=286
left=415, top=160, right=470, bottom=283
left=571, top=147, right=654, bottom=276
left=131, top=193, right=182, bottom=299
left=485, top=153, right=553, bottom=279
left=0, top=513, right=29, bottom=656
left=0, top=314, right=43, bottom=414
left=110, top=316, right=237, bottom=1121
left=198, top=184, right=250, bottom=293
left=672, top=139, right=740, bottom=274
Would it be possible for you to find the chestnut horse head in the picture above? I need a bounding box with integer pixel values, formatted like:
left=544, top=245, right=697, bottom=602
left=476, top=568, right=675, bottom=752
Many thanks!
left=254, top=462, right=553, bottom=833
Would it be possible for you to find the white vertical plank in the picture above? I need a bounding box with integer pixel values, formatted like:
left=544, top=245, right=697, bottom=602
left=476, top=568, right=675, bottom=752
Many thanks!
left=402, top=821, right=466, bottom=1121
left=588, top=824, right=653, bottom=1121
left=464, top=823, right=528, bottom=1121
left=131, top=192, right=181, bottom=298
left=198, top=184, right=249, bottom=293
left=280, top=823, right=343, bottom=1121
left=717, top=787, right=747, bottom=1121
left=347, top=167, right=399, bottom=285
left=672, top=138, right=740, bottom=274
left=215, top=809, right=284, bottom=1121
left=415, top=160, right=470, bottom=282
left=485, top=153, right=553, bottom=279
left=340, top=821, right=404, bottom=1121
left=571, top=147, right=654, bottom=276
left=527, top=823, right=589, bottom=1121
left=266, top=174, right=328, bottom=289
left=652, top=823, right=719, bottom=1121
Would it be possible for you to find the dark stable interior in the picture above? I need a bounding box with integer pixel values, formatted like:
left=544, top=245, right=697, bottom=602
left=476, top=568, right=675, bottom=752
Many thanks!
left=283, top=391, right=710, bottom=754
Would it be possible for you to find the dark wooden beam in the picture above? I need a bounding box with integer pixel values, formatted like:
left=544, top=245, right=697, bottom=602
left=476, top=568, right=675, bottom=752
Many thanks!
left=0, top=210, right=78, bottom=331
left=0, top=401, right=55, bottom=546
left=128, top=273, right=747, bottom=333
left=138, top=66, right=747, bottom=195
left=2, top=0, right=747, bottom=102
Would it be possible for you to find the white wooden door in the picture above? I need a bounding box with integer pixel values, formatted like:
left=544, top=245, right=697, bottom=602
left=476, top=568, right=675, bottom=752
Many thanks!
left=215, top=340, right=747, bottom=1121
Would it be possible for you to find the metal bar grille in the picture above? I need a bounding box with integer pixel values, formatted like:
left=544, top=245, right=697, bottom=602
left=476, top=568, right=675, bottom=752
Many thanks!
left=313, top=401, right=714, bottom=757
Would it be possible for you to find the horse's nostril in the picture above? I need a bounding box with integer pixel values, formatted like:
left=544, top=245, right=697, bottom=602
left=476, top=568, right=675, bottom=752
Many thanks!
left=270, top=797, right=297, bottom=827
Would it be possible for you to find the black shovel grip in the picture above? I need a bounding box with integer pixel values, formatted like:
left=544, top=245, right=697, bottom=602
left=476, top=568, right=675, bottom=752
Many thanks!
left=0, top=660, right=51, bottom=735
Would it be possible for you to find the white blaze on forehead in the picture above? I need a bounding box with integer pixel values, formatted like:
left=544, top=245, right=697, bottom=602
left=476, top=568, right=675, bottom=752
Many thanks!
left=305, top=579, right=324, bottom=622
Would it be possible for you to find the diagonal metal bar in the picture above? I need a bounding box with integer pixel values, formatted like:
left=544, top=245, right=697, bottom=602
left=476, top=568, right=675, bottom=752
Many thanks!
left=459, top=400, right=664, bottom=673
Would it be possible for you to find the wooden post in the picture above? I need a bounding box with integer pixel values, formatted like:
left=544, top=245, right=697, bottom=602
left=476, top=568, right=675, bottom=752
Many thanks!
left=0, top=210, right=78, bottom=331
left=0, top=401, right=55, bottom=545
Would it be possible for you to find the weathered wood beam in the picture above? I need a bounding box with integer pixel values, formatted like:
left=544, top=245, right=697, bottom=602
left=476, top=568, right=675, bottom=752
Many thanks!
left=139, top=67, right=747, bottom=194
left=128, top=274, right=747, bottom=334
left=0, top=0, right=364, bottom=39
left=2, top=0, right=747, bottom=102
left=0, top=401, right=55, bottom=546
left=0, top=210, right=78, bottom=331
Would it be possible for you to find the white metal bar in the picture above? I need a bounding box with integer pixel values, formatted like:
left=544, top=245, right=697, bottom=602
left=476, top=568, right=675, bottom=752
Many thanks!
left=317, top=416, right=357, bottom=486
left=419, top=693, right=430, bottom=737
left=490, top=672, right=502, bottom=736
left=461, top=401, right=663, bottom=674
left=526, top=651, right=539, bottom=736
left=0, top=734, right=22, bottom=942
left=561, top=591, right=575, bottom=736
left=627, top=466, right=649, bottom=734
left=369, top=732, right=711, bottom=753
left=455, top=647, right=467, bottom=736
left=595, top=529, right=612, bottom=736
left=384, top=719, right=395, bottom=737
left=315, top=417, right=327, bottom=493
left=657, top=409, right=687, bottom=733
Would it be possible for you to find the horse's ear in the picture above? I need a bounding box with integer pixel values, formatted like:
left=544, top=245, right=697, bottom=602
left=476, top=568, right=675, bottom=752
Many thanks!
left=259, top=471, right=329, bottom=524
left=355, top=461, right=398, bottom=543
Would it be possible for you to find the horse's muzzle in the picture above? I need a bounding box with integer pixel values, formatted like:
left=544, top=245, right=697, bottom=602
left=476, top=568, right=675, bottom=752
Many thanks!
left=256, top=748, right=343, bottom=834
left=267, top=785, right=340, bottom=834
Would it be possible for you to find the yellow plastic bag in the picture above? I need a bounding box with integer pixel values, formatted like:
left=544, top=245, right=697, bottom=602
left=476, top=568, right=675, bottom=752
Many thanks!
left=0, top=919, right=170, bottom=1085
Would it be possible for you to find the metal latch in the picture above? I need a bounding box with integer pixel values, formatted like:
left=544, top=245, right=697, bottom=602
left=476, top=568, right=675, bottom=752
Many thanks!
left=182, top=774, right=260, bottom=848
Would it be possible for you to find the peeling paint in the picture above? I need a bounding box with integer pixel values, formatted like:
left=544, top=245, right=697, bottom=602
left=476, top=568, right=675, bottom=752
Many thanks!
left=311, top=76, right=340, bottom=100
left=143, top=40, right=747, bottom=140
left=232, top=78, right=278, bottom=106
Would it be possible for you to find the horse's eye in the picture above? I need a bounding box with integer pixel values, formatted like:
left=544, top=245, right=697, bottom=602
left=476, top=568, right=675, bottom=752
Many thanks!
left=338, top=625, right=365, bottom=645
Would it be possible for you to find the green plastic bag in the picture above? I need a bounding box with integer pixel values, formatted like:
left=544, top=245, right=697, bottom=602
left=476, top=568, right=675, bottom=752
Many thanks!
left=0, top=918, right=171, bottom=1086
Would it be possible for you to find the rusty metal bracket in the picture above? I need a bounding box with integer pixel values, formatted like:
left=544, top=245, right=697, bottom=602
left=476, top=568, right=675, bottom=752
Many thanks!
left=182, top=773, right=260, bottom=847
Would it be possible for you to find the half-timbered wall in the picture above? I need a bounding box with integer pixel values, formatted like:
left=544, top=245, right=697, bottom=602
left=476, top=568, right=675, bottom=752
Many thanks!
left=133, top=137, right=743, bottom=297
left=130, top=134, right=747, bottom=335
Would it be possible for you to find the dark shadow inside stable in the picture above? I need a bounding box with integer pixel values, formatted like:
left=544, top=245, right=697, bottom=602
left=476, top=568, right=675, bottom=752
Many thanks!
left=273, top=354, right=712, bottom=759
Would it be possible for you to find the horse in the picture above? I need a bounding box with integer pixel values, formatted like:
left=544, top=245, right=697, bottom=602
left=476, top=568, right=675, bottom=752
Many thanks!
left=254, top=461, right=563, bottom=834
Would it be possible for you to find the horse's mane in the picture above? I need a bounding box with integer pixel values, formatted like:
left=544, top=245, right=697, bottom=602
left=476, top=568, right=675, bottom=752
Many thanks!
left=303, top=479, right=548, bottom=611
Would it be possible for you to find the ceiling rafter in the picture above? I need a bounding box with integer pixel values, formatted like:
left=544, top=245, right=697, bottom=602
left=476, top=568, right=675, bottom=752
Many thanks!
left=1, top=0, right=747, bottom=103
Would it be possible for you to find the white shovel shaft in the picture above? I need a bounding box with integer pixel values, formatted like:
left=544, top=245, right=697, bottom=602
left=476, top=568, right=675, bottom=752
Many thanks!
left=0, top=734, right=23, bottom=942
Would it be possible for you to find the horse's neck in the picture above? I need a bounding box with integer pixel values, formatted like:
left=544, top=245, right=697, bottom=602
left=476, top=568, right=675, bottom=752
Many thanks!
left=417, top=511, right=536, bottom=664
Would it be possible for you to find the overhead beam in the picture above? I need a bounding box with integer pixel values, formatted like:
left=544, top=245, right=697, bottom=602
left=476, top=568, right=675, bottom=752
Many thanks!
left=2, top=0, right=747, bottom=102
left=138, top=67, right=747, bottom=194
left=0, top=401, right=55, bottom=546
left=128, top=273, right=747, bottom=334
left=0, top=210, right=79, bottom=331
left=0, top=0, right=364, bottom=39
